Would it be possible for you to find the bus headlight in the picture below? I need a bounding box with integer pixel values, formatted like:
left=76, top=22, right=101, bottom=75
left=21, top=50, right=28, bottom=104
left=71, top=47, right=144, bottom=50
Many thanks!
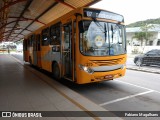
left=79, top=64, right=94, bottom=74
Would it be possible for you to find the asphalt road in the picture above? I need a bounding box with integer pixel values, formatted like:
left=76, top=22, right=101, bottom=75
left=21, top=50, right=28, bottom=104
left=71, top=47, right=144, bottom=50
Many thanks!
left=11, top=53, right=160, bottom=112
left=126, top=57, right=135, bottom=66
left=69, top=70, right=160, bottom=111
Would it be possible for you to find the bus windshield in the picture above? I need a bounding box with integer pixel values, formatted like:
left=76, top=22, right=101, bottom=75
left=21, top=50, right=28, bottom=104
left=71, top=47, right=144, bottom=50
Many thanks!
left=79, top=20, right=126, bottom=56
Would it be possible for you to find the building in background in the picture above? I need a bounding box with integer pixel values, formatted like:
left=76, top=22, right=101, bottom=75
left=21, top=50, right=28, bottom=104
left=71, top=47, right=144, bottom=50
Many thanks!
left=126, top=24, right=160, bottom=54
left=0, top=42, right=16, bottom=49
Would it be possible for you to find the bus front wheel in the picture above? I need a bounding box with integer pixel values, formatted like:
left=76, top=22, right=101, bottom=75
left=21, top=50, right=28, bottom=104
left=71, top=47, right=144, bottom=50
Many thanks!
left=52, top=62, right=60, bottom=80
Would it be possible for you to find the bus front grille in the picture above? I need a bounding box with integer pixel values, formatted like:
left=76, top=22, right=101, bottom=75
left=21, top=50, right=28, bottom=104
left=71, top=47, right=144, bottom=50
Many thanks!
left=90, top=58, right=123, bottom=66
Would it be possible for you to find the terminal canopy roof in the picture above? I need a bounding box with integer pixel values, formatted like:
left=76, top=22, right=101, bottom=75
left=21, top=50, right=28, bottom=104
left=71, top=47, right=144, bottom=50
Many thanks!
left=0, top=0, right=101, bottom=42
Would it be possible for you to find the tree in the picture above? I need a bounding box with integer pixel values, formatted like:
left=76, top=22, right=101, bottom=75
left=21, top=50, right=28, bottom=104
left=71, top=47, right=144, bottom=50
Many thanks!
left=132, top=32, right=145, bottom=46
left=132, top=23, right=154, bottom=46
left=140, top=23, right=154, bottom=45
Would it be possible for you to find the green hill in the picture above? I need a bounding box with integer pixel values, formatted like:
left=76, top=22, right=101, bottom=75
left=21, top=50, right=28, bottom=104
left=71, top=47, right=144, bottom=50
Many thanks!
left=127, top=18, right=160, bottom=28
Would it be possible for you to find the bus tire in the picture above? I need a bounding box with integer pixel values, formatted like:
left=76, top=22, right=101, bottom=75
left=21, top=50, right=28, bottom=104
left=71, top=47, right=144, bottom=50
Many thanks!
left=52, top=62, right=60, bottom=80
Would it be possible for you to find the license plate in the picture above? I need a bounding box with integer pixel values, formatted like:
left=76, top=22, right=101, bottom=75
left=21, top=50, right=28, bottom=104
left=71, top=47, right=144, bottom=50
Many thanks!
left=104, top=75, right=113, bottom=79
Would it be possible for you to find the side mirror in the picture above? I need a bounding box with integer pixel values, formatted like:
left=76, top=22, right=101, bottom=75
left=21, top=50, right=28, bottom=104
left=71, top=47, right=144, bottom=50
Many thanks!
left=78, top=21, right=84, bottom=33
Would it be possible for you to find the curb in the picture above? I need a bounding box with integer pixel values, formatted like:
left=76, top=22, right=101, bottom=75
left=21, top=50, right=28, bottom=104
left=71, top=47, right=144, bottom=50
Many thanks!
left=127, top=67, right=160, bottom=74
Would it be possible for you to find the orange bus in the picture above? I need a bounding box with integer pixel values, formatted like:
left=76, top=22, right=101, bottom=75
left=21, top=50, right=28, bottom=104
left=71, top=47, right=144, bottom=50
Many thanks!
left=23, top=7, right=127, bottom=84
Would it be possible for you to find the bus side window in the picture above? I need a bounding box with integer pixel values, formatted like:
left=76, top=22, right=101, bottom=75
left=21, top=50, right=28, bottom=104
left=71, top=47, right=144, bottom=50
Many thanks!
left=50, top=23, right=60, bottom=45
left=64, top=26, right=70, bottom=50
left=42, top=27, right=50, bottom=46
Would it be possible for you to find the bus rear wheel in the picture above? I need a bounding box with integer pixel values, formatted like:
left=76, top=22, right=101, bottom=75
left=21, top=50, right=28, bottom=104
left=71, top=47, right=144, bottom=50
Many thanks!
left=52, top=62, right=60, bottom=80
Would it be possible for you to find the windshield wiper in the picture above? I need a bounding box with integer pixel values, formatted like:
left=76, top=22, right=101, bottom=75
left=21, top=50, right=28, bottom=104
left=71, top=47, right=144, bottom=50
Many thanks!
left=111, top=25, right=114, bottom=43
left=91, top=17, right=108, bottom=42
left=91, top=17, right=105, bottom=33
left=104, top=23, right=107, bottom=42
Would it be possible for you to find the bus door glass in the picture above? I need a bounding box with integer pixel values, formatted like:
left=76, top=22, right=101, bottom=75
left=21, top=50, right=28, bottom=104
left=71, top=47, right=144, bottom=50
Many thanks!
left=63, top=22, right=73, bottom=78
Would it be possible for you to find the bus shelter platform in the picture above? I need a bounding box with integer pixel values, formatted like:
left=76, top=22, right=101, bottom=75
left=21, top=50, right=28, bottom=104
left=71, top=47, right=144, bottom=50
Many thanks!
left=0, top=54, right=119, bottom=120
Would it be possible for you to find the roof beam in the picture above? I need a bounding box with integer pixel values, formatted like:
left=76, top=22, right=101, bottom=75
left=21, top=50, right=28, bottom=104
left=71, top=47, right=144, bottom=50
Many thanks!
left=0, top=36, right=22, bottom=40
left=0, top=19, right=45, bottom=30
left=0, top=20, right=21, bottom=30
left=0, top=0, right=8, bottom=41
left=1, top=36, right=22, bottom=40
left=12, top=1, right=59, bottom=41
left=4, top=27, right=32, bottom=32
left=8, top=16, right=46, bottom=25
left=8, top=37, right=22, bottom=40
left=1, top=30, right=20, bottom=35
left=0, top=0, right=27, bottom=13
left=55, top=0, right=76, bottom=9
left=7, top=0, right=33, bottom=41
left=1, top=28, right=32, bottom=35
left=1, top=33, right=24, bottom=38
left=0, top=0, right=8, bottom=23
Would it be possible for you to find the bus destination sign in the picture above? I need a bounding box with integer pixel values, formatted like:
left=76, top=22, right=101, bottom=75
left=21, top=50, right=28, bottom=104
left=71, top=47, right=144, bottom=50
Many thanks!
left=83, top=8, right=124, bottom=22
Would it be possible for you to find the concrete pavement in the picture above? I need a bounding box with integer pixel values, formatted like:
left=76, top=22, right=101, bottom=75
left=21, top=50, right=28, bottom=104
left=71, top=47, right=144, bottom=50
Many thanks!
left=0, top=54, right=122, bottom=120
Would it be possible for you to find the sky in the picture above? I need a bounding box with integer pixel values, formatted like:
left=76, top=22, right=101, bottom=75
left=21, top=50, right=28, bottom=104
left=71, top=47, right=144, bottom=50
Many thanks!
left=91, top=0, right=160, bottom=25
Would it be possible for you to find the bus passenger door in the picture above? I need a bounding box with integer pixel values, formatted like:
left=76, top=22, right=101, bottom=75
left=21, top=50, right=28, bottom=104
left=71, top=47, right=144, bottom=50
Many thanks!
left=63, top=23, right=73, bottom=79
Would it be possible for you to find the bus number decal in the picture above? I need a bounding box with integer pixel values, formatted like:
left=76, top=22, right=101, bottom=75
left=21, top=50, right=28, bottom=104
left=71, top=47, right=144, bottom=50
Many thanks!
left=84, top=63, right=93, bottom=67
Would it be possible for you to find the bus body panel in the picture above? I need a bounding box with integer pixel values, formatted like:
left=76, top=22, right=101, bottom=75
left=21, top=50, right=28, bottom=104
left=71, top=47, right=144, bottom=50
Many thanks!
left=41, top=46, right=52, bottom=72
left=76, top=67, right=126, bottom=84
left=23, top=7, right=127, bottom=84
left=33, top=51, right=37, bottom=66
left=23, top=51, right=29, bottom=62
left=75, top=48, right=126, bottom=84
left=37, top=51, right=41, bottom=68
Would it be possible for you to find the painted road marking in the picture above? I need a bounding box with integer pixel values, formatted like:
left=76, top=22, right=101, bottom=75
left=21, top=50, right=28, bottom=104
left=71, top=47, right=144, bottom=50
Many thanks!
left=99, top=90, right=154, bottom=106
left=115, top=80, right=160, bottom=94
